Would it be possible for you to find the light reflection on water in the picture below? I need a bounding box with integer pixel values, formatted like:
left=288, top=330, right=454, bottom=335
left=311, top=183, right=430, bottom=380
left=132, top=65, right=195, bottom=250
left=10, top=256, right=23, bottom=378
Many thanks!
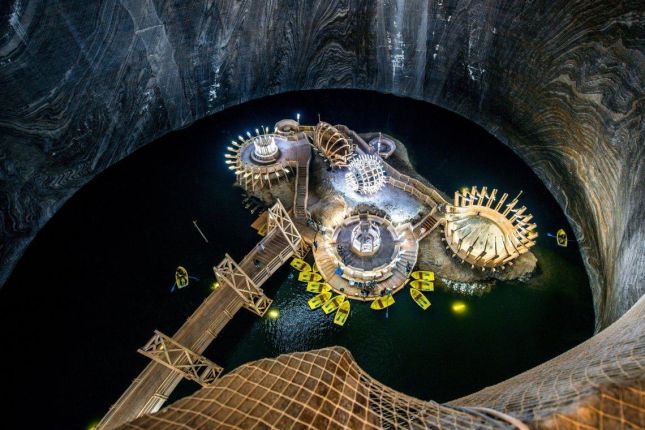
left=209, top=239, right=591, bottom=402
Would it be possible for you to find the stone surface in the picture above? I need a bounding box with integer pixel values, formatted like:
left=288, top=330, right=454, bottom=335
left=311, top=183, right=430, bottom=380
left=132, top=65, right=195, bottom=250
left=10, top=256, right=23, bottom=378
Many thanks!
left=0, top=1, right=642, bottom=333
left=417, top=229, right=537, bottom=284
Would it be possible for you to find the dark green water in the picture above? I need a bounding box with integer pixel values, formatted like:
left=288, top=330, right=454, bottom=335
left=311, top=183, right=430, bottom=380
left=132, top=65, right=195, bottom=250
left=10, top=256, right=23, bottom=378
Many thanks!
left=1, top=90, right=593, bottom=429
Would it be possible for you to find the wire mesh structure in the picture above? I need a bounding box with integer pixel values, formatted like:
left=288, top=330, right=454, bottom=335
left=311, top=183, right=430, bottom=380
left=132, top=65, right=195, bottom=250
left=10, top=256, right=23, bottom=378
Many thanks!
left=313, top=122, right=355, bottom=167
left=114, top=296, right=644, bottom=430
left=115, top=347, right=519, bottom=430
left=345, top=154, right=386, bottom=195
left=452, top=295, right=645, bottom=429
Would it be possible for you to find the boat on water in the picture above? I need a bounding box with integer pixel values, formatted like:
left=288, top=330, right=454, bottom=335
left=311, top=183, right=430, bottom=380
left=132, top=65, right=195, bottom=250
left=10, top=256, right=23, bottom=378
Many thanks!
left=371, top=294, right=395, bottom=310
left=411, top=270, right=435, bottom=281
left=410, top=288, right=431, bottom=310
left=299, top=271, right=322, bottom=282
left=257, top=223, right=267, bottom=236
left=175, top=266, right=189, bottom=289
left=409, top=279, right=434, bottom=291
left=556, top=228, right=568, bottom=247
left=306, top=282, right=331, bottom=293
left=334, top=300, right=351, bottom=326
left=308, top=292, right=332, bottom=310
left=290, top=258, right=311, bottom=272
left=322, top=294, right=346, bottom=314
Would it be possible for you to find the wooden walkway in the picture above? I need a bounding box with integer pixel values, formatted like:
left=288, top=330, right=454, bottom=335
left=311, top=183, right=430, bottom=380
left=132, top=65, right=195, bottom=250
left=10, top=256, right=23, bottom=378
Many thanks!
left=291, top=141, right=311, bottom=222
left=97, top=201, right=304, bottom=430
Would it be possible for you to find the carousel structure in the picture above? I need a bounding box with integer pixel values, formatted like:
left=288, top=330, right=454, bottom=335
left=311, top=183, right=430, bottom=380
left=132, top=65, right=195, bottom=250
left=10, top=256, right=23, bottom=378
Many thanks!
left=224, top=128, right=294, bottom=191
left=442, top=187, right=538, bottom=270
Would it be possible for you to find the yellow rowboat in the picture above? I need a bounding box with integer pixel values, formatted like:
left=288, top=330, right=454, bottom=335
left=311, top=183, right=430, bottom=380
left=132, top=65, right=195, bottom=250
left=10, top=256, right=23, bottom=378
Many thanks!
left=257, top=223, right=267, bottom=236
left=175, top=266, right=189, bottom=289
left=290, top=258, right=311, bottom=272
left=334, top=300, right=351, bottom=326
left=322, top=294, right=346, bottom=314
left=370, top=294, right=395, bottom=310
left=556, top=228, right=568, bottom=247
left=409, top=280, right=434, bottom=292
left=411, top=270, right=435, bottom=281
left=306, top=282, right=331, bottom=293
left=298, top=271, right=322, bottom=282
left=410, top=288, right=431, bottom=310
left=308, top=292, right=332, bottom=310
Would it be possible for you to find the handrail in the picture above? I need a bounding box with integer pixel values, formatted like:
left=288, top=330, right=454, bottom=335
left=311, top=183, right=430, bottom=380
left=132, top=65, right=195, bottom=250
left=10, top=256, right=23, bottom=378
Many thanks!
left=383, top=162, right=448, bottom=206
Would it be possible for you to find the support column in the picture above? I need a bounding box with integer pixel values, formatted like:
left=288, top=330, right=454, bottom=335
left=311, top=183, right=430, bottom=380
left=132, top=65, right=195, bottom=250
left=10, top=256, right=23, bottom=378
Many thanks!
left=267, top=199, right=308, bottom=258
left=138, top=331, right=223, bottom=386
left=214, top=254, right=273, bottom=316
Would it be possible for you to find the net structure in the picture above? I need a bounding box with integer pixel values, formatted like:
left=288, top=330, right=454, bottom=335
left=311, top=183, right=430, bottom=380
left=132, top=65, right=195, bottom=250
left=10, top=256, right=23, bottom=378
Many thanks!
left=116, top=347, right=519, bottom=430
left=312, top=122, right=355, bottom=167
left=345, top=154, right=386, bottom=195
left=115, top=297, right=644, bottom=430
left=453, top=294, right=645, bottom=429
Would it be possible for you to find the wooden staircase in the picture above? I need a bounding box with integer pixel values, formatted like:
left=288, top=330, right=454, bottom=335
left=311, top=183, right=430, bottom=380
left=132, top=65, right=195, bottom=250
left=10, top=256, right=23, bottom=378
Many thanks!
left=293, top=156, right=309, bottom=221
left=413, top=214, right=439, bottom=240
left=413, top=206, right=442, bottom=240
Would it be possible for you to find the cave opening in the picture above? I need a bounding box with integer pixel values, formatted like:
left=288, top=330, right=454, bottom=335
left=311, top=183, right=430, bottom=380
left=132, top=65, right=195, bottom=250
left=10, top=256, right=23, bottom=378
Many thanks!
left=0, top=89, right=595, bottom=429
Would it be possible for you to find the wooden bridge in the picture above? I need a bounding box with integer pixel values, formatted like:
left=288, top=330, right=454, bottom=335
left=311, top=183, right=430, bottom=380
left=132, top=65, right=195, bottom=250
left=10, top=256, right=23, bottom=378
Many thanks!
left=96, top=200, right=308, bottom=430
left=289, top=140, right=311, bottom=222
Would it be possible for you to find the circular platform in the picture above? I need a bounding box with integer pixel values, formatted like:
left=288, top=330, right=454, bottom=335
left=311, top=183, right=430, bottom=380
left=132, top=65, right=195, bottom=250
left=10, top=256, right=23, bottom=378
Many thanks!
left=368, top=135, right=396, bottom=159
left=332, top=215, right=397, bottom=277
left=313, top=214, right=419, bottom=301
left=443, top=203, right=533, bottom=269
left=275, top=119, right=299, bottom=136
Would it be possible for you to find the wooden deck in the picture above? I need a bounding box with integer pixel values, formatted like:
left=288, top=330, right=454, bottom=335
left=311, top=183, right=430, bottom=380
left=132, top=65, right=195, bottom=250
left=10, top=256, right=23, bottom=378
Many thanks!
left=312, top=223, right=419, bottom=301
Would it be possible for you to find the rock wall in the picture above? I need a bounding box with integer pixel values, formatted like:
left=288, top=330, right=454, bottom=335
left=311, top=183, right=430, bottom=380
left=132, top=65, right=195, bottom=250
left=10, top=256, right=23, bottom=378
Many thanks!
left=0, top=0, right=642, bottom=329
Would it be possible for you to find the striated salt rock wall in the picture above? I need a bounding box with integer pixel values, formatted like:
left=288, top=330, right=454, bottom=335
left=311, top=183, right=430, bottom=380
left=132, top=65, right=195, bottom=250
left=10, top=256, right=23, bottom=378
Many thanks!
left=0, top=0, right=642, bottom=330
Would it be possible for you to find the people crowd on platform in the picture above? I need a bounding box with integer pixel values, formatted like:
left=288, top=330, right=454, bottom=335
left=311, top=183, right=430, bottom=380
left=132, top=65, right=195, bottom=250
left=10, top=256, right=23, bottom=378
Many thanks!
left=348, top=279, right=378, bottom=297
